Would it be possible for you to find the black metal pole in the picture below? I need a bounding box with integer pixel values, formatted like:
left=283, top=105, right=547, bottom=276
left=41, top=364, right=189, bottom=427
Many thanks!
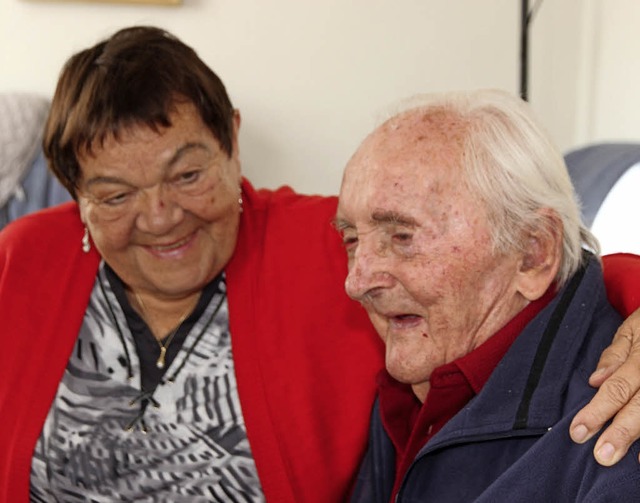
left=520, top=0, right=529, bottom=101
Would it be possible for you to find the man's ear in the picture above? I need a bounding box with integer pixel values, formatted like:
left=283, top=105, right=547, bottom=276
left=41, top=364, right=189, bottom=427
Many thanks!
left=515, top=208, right=563, bottom=301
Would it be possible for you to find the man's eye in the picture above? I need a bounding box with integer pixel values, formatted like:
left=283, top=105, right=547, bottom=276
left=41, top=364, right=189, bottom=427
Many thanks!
left=393, top=232, right=413, bottom=243
left=342, top=235, right=358, bottom=249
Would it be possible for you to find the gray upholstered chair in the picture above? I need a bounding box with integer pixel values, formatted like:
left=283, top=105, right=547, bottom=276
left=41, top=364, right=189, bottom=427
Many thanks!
left=0, top=93, right=71, bottom=229
left=565, top=143, right=640, bottom=254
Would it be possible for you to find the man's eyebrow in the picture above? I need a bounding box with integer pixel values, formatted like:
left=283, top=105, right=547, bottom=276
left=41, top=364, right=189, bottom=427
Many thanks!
left=332, top=212, right=419, bottom=231
left=332, top=217, right=352, bottom=231
left=371, top=210, right=419, bottom=227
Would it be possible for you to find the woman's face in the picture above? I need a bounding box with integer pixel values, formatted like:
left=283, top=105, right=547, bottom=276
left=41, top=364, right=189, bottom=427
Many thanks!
left=77, top=102, right=242, bottom=301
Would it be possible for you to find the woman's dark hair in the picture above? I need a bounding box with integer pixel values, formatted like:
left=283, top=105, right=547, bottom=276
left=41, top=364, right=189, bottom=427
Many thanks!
left=44, top=26, right=235, bottom=198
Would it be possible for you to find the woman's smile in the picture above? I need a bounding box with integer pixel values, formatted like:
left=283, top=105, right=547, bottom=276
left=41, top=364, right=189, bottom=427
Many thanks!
left=143, top=231, right=198, bottom=259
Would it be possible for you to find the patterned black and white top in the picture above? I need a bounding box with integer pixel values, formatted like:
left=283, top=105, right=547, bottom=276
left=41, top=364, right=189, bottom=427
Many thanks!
left=30, top=263, right=264, bottom=502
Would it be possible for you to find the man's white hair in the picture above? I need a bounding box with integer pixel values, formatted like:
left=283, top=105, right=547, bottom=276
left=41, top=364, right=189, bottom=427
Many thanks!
left=378, top=89, right=599, bottom=288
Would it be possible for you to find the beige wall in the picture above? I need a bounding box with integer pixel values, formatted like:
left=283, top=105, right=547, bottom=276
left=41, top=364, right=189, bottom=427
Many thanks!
left=1, top=0, right=638, bottom=194
left=582, top=0, right=640, bottom=144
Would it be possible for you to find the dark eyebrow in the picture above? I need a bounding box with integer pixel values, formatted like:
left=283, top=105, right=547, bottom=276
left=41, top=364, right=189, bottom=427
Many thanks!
left=165, top=142, right=211, bottom=168
left=371, top=210, right=419, bottom=227
left=82, top=142, right=211, bottom=189
left=83, top=175, right=131, bottom=189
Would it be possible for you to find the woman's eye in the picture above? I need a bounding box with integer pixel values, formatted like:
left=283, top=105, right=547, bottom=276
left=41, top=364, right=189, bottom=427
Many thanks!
left=178, top=170, right=201, bottom=184
left=103, top=193, right=129, bottom=206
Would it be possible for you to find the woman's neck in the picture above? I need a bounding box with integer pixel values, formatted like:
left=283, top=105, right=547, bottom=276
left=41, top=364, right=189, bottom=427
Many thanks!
left=127, top=289, right=200, bottom=340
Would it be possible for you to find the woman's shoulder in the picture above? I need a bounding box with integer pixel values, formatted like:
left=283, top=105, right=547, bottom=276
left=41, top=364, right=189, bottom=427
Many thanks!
left=0, top=201, right=82, bottom=249
left=244, top=179, right=338, bottom=221
left=602, top=253, right=640, bottom=317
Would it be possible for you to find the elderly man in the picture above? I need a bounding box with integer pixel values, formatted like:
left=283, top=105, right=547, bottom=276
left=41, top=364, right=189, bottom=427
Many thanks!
left=337, top=89, right=640, bottom=502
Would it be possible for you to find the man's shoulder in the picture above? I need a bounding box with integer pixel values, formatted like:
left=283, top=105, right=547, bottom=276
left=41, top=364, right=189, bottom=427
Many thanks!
left=520, top=412, right=640, bottom=502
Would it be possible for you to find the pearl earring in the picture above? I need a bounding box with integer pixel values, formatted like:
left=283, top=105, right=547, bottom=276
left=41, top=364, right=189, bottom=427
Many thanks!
left=82, top=227, right=91, bottom=253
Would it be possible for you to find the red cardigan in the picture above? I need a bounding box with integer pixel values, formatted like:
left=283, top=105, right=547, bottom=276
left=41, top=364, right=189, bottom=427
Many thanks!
left=0, top=180, right=636, bottom=502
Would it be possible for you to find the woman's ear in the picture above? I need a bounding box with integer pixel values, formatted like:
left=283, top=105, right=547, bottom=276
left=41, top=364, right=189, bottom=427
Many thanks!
left=515, top=208, right=563, bottom=301
left=230, top=109, right=243, bottom=182
left=232, top=109, right=241, bottom=153
left=77, top=196, right=88, bottom=225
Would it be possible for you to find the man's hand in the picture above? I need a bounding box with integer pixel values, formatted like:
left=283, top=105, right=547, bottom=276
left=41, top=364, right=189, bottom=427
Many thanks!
left=570, top=308, right=640, bottom=465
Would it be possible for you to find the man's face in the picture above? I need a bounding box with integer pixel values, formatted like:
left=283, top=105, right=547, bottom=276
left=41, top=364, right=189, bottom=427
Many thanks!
left=77, top=101, right=242, bottom=302
left=336, top=110, right=527, bottom=401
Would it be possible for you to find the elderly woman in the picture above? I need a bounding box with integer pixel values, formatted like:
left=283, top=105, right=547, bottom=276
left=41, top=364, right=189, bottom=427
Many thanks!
left=0, top=26, right=380, bottom=503
left=0, top=26, right=639, bottom=503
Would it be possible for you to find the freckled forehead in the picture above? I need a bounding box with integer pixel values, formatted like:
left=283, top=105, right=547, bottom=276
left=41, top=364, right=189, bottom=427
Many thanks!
left=376, top=109, right=466, bottom=158
left=344, top=108, right=468, bottom=186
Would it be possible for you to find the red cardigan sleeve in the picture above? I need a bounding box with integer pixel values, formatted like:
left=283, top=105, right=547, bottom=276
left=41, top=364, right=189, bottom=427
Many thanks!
left=226, top=181, right=384, bottom=503
left=602, top=253, right=640, bottom=317
left=0, top=203, right=100, bottom=503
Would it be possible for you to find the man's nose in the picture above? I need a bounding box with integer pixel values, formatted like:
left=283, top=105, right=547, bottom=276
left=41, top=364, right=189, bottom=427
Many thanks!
left=136, top=186, right=183, bottom=234
left=344, top=240, right=395, bottom=300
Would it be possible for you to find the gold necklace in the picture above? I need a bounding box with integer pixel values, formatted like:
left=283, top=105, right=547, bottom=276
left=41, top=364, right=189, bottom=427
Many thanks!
left=133, top=292, right=191, bottom=369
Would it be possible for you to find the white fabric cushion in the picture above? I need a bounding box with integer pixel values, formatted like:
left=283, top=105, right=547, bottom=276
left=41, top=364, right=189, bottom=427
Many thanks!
left=591, top=162, right=640, bottom=255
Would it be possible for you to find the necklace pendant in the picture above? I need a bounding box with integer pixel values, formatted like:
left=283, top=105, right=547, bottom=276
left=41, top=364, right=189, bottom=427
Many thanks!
left=156, top=347, right=167, bottom=369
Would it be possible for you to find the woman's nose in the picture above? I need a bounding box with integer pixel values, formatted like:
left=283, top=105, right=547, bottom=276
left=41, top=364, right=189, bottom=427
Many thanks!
left=135, top=187, right=183, bottom=234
